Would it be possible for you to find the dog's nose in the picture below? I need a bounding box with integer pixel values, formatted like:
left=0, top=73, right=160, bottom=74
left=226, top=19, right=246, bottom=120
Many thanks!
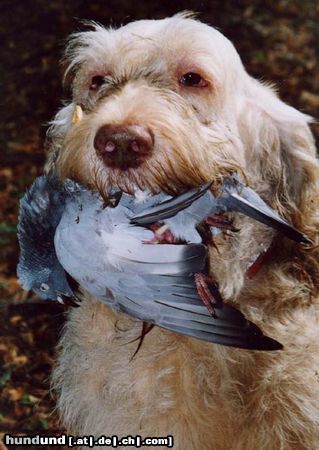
left=94, top=125, right=153, bottom=169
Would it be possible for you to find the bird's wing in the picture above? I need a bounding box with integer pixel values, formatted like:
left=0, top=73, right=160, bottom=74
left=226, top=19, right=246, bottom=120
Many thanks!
left=221, top=180, right=311, bottom=245
left=109, top=274, right=282, bottom=351
left=56, top=240, right=283, bottom=351
left=130, top=182, right=212, bottom=225
left=105, top=226, right=207, bottom=273
left=55, top=218, right=207, bottom=276
left=131, top=176, right=311, bottom=245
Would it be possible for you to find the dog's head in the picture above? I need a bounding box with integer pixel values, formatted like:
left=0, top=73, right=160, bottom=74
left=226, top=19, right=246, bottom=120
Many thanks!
left=48, top=12, right=318, bottom=229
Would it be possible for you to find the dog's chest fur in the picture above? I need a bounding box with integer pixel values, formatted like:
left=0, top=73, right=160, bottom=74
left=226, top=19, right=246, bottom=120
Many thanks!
left=53, top=281, right=319, bottom=450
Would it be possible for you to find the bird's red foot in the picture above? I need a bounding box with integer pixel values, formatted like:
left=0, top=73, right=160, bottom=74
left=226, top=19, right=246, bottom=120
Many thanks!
left=143, top=222, right=176, bottom=244
left=194, top=273, right=223, bottom=316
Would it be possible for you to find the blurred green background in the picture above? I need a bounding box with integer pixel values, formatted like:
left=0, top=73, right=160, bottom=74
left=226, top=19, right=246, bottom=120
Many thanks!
left=0, top=0, right=318, bottom=445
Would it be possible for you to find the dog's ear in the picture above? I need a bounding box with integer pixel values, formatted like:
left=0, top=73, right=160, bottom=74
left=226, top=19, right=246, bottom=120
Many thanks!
left=237, top=76, right=318, bottom=227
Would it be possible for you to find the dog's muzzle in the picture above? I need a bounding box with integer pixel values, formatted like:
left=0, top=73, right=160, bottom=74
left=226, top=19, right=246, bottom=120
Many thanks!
left=94, top=124, right=153, bottom=170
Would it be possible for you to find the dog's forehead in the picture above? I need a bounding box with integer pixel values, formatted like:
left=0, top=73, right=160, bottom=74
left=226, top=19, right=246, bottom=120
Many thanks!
left=79, top=17, right=238, bottom=73
left=109, top=18, right=229, bottom=58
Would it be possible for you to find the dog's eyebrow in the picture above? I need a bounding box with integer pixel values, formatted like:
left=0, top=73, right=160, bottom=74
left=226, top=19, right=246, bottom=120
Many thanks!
left=93, top=67, right=171, bottom=94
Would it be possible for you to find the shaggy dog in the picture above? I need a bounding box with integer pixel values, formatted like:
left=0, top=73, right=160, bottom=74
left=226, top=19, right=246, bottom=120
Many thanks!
left=46, top=13, right=319, bottom=450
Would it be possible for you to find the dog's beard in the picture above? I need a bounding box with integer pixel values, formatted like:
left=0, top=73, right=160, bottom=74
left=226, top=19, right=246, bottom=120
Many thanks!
left=88, top=146, right=242, bottom=201
left=90, top=153, right=208, bottom=198
left=91, top=162, right=181, bottom=197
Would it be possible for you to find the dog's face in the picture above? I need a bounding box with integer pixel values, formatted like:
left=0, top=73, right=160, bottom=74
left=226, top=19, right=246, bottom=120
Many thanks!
left=50, top=13, right=317, bottom=215
left=52, top=14, right=248, bottom=195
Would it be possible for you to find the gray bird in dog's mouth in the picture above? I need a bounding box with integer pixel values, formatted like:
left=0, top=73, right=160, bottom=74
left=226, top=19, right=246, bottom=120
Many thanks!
left=17, top=174, right=310, bottom=351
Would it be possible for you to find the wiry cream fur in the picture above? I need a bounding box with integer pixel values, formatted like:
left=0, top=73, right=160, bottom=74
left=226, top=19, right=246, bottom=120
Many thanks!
left=47, top=13, right=319, bottom=449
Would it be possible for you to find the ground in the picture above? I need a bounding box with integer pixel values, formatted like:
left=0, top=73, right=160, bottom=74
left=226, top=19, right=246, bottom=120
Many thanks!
left=0, top=1, right=318, bottom=448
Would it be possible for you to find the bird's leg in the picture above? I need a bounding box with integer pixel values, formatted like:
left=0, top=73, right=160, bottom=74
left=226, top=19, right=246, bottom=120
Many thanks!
left=143, top=222, right=176, bottom=244
left=205, top=213, right=239, bottom=232
left=194, top=273, right=223, bottom=317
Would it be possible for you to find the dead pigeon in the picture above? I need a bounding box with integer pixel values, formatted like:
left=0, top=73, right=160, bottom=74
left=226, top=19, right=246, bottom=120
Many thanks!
left=17, top=175, right=283, bottom=350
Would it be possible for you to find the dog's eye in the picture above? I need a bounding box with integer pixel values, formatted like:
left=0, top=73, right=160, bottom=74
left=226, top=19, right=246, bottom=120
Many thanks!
left=90, top=76, right=106, bottom=91
left=180, top=72, right=207, bottom=88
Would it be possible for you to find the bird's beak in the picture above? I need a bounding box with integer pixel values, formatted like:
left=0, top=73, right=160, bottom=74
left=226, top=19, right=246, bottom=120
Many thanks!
left=57, top=293, right=81, bottom=307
